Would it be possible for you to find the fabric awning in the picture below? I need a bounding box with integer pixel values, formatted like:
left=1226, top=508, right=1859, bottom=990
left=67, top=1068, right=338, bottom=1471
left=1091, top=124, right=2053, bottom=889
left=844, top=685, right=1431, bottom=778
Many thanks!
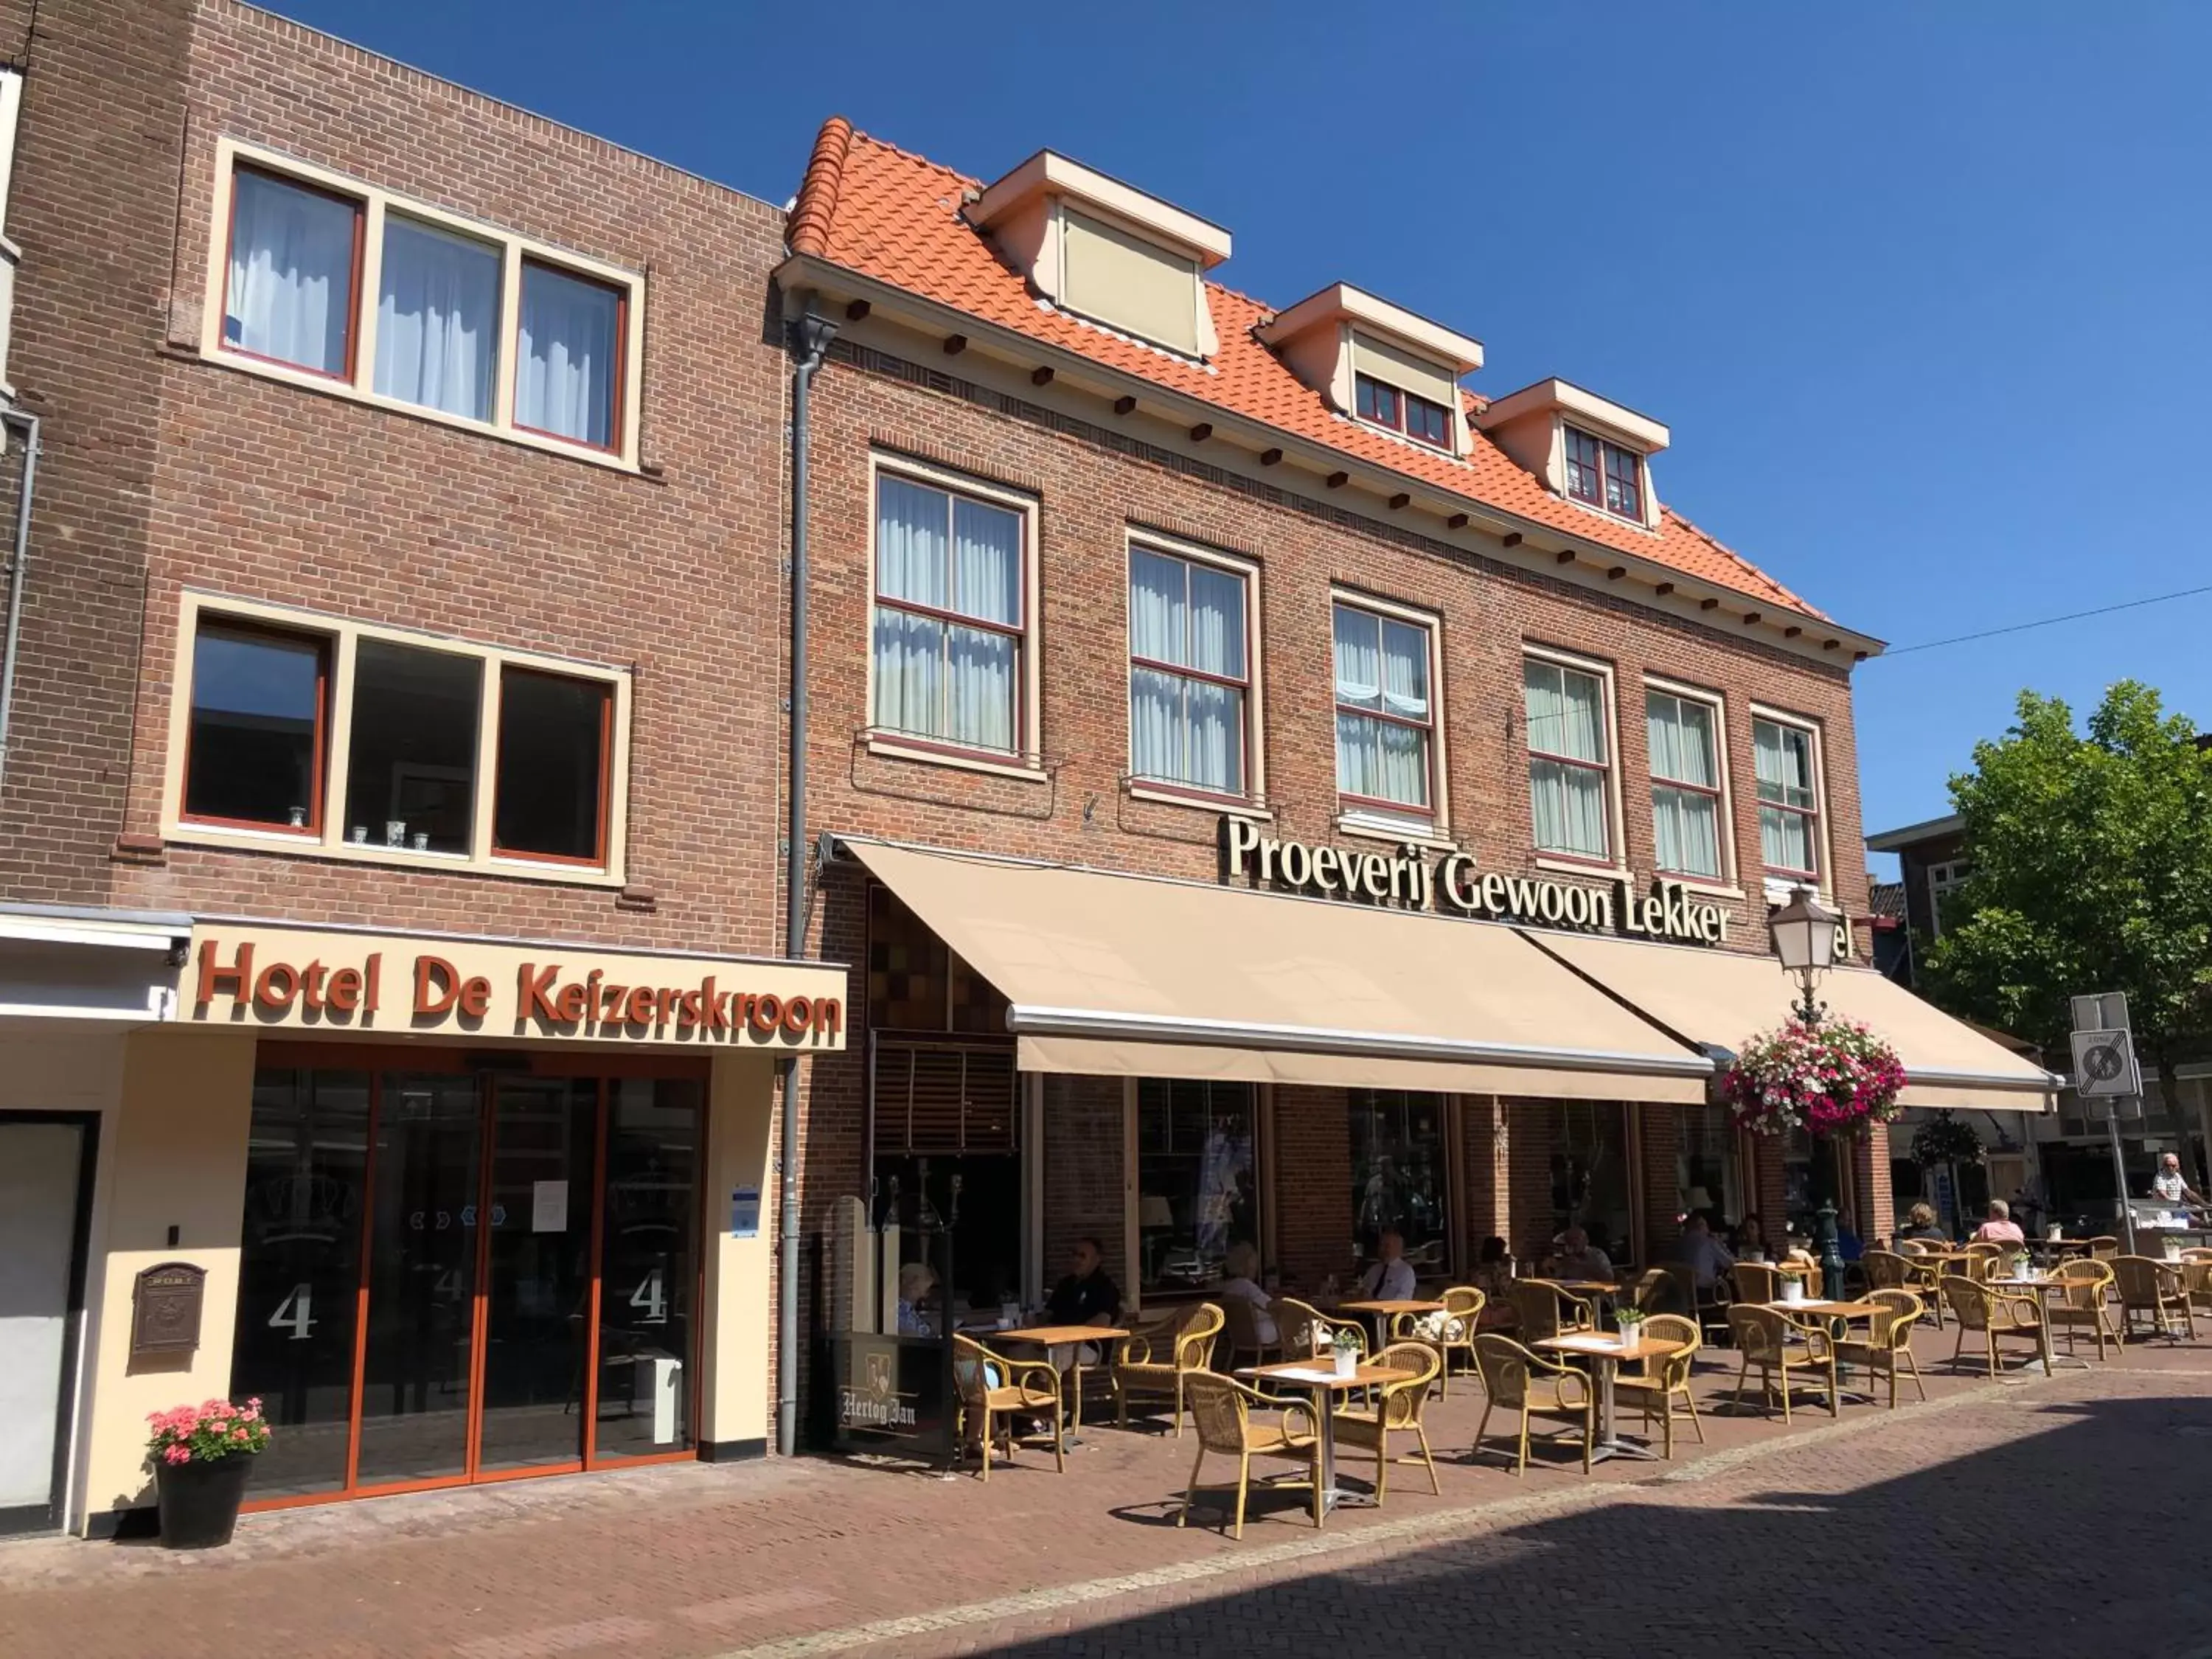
left=1526, top=930, right=2059, bottom=1113
left=838, top=838, right=1712, bottom=1102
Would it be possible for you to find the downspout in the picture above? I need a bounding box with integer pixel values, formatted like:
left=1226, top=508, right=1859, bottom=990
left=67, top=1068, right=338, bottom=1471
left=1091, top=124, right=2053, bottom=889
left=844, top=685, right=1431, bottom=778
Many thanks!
left=778, top=305, right=837, bottom=1458
left=0, top=407, right=42, bottom=802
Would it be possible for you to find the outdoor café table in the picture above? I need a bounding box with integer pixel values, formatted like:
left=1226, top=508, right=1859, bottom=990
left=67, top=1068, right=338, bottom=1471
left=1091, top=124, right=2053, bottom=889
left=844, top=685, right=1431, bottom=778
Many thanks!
left=1335, top=1297, right=1444, bottom=1346
left=1988, top=1276, right=2081, bottom=1371
left=1534, top=1331, right=1686, bottom=1464
left=1236, top=1357, right=1413, bottom=1512
left=1760, top=1298, right=1884, bottom=1404
left=2028, top=1238, right=2095, bottom=1265
left=994, top=1324, right=1131, bottom=1436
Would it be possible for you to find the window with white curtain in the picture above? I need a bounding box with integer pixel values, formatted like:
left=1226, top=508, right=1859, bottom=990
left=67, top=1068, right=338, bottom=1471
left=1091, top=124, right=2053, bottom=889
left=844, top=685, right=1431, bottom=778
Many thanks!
left=1525, top=656, right=1612, bottom=860
left=1646, top=688, right=1724, bottom=880
left=873, top=470, right=1026, bottom=755
left=1754, top=716, right=1821, bottom=876
left=374, top=216, right=499, bottom=422
left=1332, top=600, right=1435, bottom=816
left=209, top=143, right=643, bottom=462
left=225, top=167, right=360, bottom=378
left=515, top=261, right=621, bottom=448
left=1127, top=545, right=1250, bottom=797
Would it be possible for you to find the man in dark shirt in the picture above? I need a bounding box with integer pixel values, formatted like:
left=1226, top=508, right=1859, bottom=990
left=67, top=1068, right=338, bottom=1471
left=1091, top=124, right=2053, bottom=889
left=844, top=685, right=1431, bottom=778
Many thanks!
left=1047, top=1237, right=1121, bottom=1334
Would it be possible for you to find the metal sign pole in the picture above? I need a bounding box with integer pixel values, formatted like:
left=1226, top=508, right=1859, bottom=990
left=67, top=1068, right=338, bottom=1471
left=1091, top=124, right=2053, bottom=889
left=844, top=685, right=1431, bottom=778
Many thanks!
left=2107, top=1104, right=2138, bottom=1256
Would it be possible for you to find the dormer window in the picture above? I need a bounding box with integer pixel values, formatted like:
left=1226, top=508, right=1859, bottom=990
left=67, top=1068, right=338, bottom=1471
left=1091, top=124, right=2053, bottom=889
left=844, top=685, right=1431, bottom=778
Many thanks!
left=1355, top=374, right=1452, bottom=450
left=1565, top=426, right=1643, bottom=521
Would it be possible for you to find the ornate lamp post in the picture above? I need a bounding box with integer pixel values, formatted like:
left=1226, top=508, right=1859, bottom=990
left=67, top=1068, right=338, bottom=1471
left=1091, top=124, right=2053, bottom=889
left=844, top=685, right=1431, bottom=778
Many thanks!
left=1768, top=885, right=1846, bottom=1297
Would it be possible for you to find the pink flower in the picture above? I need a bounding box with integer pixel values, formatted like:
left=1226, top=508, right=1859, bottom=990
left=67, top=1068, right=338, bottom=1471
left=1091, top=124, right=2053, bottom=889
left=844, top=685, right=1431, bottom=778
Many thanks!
left=163, top=1445, right=190, bottom=1465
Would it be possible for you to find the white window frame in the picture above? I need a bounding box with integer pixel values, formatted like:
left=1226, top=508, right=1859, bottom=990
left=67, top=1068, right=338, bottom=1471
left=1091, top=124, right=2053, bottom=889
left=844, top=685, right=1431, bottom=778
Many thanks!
left=863, top=452, right=1043, bottom=781
left=201, top=136, right=648, bottom=471
left=1330, top=588, right=1450, bottom=844
left=1750, top=704, right=1831, bottom=897
left=1927, top=858, right=1969, bottom=936
left=163, top=589, right=632, bottom=885
left=1523, top=644, right=1625, bottom=874
left=1643, top=674, right=1737, bottom=891
left=1122, top=529, right=1266, bottom=810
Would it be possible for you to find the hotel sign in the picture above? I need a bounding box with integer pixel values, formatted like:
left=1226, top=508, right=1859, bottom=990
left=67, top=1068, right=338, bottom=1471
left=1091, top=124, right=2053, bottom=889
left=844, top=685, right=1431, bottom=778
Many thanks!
left=1219, top=817, right=1735, bottom=947
left=183, top=925, right=847, bottom=1048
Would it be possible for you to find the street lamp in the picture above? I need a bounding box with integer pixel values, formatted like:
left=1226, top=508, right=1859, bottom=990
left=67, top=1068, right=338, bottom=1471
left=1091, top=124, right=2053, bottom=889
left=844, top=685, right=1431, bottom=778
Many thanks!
left=1768, top=883, right=1840, bottom=1026
left=1769, top=883, right=1846, bottom=1298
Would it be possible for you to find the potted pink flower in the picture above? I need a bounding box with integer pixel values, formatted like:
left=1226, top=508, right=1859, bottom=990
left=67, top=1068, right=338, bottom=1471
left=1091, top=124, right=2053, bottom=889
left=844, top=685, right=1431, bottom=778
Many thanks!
left=1719, top=1018, right=1906, bottom=1141
left=145, top=1397, right=271, bottom=1548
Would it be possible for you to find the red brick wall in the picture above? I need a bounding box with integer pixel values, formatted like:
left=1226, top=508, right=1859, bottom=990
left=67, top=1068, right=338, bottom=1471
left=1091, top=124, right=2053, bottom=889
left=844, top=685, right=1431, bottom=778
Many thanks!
left=1271, top=1085, right=1353, bottom=1293
left=1041, top=1073, right=1124, bottom=1295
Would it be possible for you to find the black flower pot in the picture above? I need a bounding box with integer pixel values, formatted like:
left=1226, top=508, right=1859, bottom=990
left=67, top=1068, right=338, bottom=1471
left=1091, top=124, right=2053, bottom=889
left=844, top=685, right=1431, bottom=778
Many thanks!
left=154, top=1453, right=253, bottom=1549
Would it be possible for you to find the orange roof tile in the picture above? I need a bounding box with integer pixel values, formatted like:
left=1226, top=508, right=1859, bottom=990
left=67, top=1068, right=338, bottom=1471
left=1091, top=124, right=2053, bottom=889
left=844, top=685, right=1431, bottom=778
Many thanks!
left=792, top=123, right=1823, bottom=619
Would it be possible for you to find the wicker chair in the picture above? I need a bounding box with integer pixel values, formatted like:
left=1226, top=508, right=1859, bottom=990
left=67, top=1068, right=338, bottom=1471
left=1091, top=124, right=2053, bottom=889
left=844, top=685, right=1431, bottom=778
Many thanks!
left=1112, top=1301, right=1224, bottom=1436
left=951, top=1334, right=1065, bottom=1482
left=1731, top=1262, right=1785, bottom=1306
left=2112, top=1256, right=2195, bottom=1341
left=1961, top=1242, right=2004, bottom=1279
left=1861, top=1250, right=1915, bottom=1292
left=2087, top=1236, right=2121, bottom=1262
left=1612, top=1312, right=1704, bottom=1457
left=1940, top=1278, right=2051, bottom=1377
left=2046, top=1260, right=2123, bottom=1360
left=2184, top=1259, right=2212, bottom=1326
left=1728, top=1304, right=1837, bottom=1422
left=1175, top=1372, right=1322, bottom=1540
left=1470, top=1334, right=1594, bottom=1475
left=1330, top=1340, right=1441, bottom=1502
left=1509, top=1279, right=1594, bottom=1342
left=1834, top=1289, right=1927, bottom=1408
left=1624, top=1267, right=1684, bottom=1316
left=1388, top=1286, right=1483, bottom=1396
left=1219, top=1293, right=1280, bottom=1372
left=1271, top=1295, right=1363, bottom=1363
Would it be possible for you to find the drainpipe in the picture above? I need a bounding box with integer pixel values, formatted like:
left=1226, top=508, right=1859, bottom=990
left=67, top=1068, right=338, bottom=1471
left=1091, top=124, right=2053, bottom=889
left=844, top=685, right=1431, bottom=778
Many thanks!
left=778, top=306, right=837, bottom=1458
left=0, top=407, right=43, bottom=803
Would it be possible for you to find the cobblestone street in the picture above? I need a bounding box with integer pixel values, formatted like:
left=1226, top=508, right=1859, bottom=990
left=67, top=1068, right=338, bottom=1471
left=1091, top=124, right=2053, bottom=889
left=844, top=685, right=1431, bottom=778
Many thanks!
left=6, top=1330, right=2211, bottom=1658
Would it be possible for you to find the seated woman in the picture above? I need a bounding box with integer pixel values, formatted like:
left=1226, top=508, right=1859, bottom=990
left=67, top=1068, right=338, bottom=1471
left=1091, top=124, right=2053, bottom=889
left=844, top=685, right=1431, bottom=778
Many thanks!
left=895, top=1261, right=938, bottom=1336
left=1896, top=1201, right=1947, bottom=1244
left=1214, top=1240, right=1279, bottom=1346
left=1732, top=1212, right=1775, bottom=1262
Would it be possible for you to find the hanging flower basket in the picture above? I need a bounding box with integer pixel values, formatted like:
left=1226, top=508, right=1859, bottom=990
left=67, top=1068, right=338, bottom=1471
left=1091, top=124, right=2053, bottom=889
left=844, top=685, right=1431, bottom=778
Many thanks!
left=1910, top=1110, right=1985, bottom=1168
left=1719, top=1018, right=1906, bottom=1139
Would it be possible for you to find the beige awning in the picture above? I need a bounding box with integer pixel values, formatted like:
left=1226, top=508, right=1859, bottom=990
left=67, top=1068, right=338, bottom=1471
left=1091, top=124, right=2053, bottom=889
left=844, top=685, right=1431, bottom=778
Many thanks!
left=1526, top=930, right=2059, bottom=1113
left=839, top=838, right=1711, bottom=1102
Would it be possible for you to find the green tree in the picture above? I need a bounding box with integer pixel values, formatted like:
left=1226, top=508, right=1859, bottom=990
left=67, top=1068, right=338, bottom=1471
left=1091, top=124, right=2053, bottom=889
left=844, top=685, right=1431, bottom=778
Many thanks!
left=1923, top=681, right=2212, bottom=1118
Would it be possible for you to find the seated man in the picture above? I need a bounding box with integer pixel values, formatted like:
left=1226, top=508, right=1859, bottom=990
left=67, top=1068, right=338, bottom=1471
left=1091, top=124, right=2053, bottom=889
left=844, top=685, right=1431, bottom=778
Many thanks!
left=1971, top=1199, right=2025, bottom=1246
left=1356, top=1228, right=1420, bottom=1301
left=1043, top=1236, right=1121, bottom=1371
left=2153, top=1152, right=2211, bottom=1214
left=1545, top=1225, right=1614, bottom=1282
left=1675, top=1213, right=1735, bottom=1294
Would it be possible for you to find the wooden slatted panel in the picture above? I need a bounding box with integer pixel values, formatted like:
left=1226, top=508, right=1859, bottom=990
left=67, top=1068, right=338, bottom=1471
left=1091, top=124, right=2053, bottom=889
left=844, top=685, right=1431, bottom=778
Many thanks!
left=873, top=1039, right=1018, bottom=1155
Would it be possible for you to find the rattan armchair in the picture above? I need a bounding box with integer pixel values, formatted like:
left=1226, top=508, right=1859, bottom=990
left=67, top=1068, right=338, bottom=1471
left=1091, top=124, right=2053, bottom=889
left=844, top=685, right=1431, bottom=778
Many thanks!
left=1271, top=1295, right=1363, bottom=1363
left=1861, top=1250, right=1914, bottom=1292
left=1612, top=1312, right=1704, bottom=1458
left=1471, top=1334, right=1594, bottom=1475
left=952, top=1334, right=1065, bottom=1481
left=1730, top=1261, right=1785, bottom=1306
left=1112, top=1301, right=1223, bottom=1436
left=1176, top=1372, right=1322, bottom=1539
left=1508, top=1279, right=1594, bottom=1343
left=1387, top=1286, right=1483, bottom=1396
left=2112, top=1256, right=2195, bottom=1341
left=1330, top=1340, right=1442, bottom=1502
left=2045, top=1259, right=2123, bottom=1360
left=2184, top=1259, right=2212, bottom=1325
left=1940, top=1278, right=2051, bottom=1377
left=1219, top=1293, right=1280, bottom=1372
left=1727, top=1304, right=1838, bottom=1422
left=1834, top=1288, right=1927, bottom=1408
left=1624, top=1266, right=1685, bottom=1316
left=2087, top=1235, right=2121, bottom=1262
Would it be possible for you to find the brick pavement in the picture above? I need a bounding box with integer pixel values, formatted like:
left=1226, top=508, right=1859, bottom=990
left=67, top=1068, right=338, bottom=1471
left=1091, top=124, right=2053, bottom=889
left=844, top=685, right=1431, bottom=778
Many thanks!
left=6, top=1329, right=2212, bottom=1659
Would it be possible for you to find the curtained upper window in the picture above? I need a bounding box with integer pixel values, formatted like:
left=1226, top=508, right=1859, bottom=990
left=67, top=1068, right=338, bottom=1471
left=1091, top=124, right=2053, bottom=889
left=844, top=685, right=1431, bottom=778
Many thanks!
left=872, top=470, right=1026, bottom=756
left=1646, top=689, right=1723, bottom=880
left=1754, top=717, right=1820, bottom=876
left=1127, top=546, right=1250, bottom=798
left=516, top=261, right=622, bottom=449
left=1333, top=601, right=1435, bottom=816
left=225, top=168, right=360, bottom=378
left=1525, top=657, right=1611, bottom=860
left=375, top=215, right=501, bottom=422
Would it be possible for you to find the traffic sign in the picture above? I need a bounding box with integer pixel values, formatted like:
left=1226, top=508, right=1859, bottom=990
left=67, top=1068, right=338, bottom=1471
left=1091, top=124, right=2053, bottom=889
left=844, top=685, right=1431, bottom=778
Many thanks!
left=2071, top=992, right=2131, bottom=1034
left=2069, top=1028, right=2140, bottom=1099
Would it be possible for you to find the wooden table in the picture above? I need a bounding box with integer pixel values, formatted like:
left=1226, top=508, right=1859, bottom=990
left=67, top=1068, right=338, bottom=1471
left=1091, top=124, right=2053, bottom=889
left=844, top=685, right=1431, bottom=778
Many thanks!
left=1236, top=1358, right=1413, bottom=1512
left=1758, top=1298, right=1882, bottom=1404
left=994, top=1324, right=1131, bottom=1435
left=1335, top=1298, right=1444, bottom=1346
left=1986, top=1278, right=2076, bottom=1371
left=2028, top=1237, right=2096, bottom=1264
left=1534, top=1332, right=1686, bottom=1464
left=1527, top=1279, right=1616, bottom=1326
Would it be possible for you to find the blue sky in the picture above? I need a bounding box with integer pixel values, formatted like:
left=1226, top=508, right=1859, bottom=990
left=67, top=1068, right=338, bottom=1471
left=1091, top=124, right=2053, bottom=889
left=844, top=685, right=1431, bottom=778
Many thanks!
left=271, top=1, right=2212, bottom=869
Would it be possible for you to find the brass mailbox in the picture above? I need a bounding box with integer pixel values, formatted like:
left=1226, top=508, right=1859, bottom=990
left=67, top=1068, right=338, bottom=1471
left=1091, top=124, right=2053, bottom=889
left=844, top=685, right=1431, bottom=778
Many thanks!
left=131, top=1261, right=206, bottom=1361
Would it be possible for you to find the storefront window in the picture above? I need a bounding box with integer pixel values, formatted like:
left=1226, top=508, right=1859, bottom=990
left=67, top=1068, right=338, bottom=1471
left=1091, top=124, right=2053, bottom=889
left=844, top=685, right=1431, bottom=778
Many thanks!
left=1136, top=1079, right=1256, bottom=1293
left=1348, top=1091, right=1449, bottom=1276
left=1675, top=1105, right=1742, bottom=1228
left=1552, top=1101, right=1634, bottom=1266
left=595, top=1077, right=703, bottom=1462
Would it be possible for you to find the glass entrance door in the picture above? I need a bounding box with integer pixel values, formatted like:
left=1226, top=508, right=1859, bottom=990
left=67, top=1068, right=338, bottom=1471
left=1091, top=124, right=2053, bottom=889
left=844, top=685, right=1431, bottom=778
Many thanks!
left=233, top=1060, right=703, bottom=1508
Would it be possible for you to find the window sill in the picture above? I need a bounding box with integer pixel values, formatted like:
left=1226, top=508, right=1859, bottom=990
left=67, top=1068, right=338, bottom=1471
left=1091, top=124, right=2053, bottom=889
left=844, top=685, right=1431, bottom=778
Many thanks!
left=1125, top=780, right=1270, bottom=819
left=1335, top=813, right=1455, bottom=853
left=163, top=821, right=625, bottom=888
left=863, top=732, right=1047, bottom=784
left=1660, top=876, right=1745, bottom=901
left=197, top=347, right=644, bottom=476
left=1533, top=854, right=1631, bottom=881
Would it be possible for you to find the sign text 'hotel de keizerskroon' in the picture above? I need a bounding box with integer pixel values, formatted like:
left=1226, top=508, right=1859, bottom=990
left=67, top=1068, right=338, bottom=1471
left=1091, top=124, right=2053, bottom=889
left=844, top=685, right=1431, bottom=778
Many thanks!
left=1218, top=816, right=1739, bottom=946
